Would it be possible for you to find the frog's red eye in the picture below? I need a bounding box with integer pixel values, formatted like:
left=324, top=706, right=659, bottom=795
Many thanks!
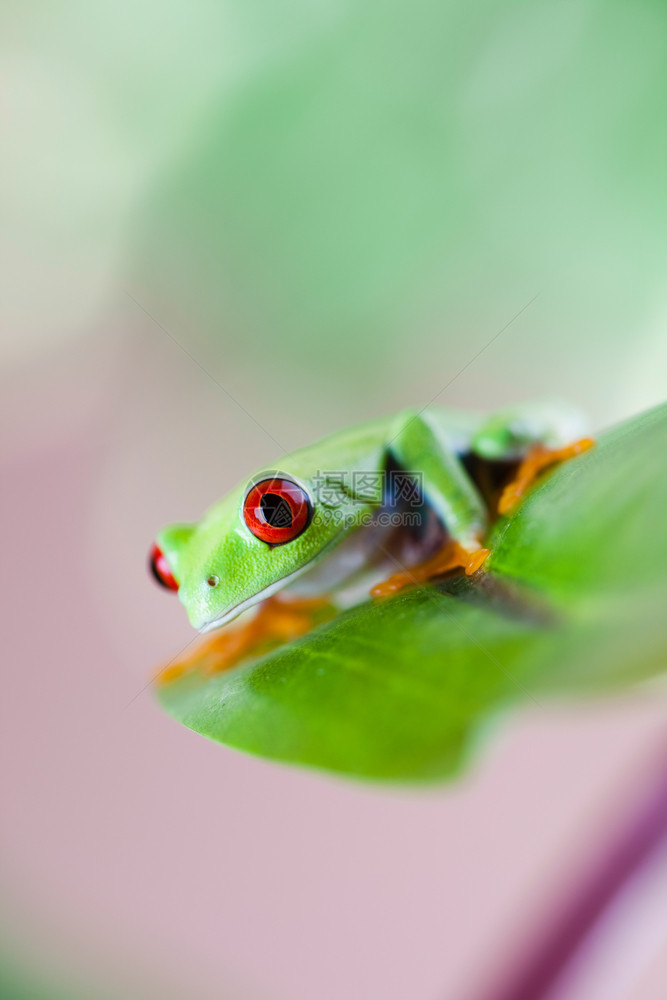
left=243, top=477, right=312, bottom=545
left=148, top=543, right=179, bottom=592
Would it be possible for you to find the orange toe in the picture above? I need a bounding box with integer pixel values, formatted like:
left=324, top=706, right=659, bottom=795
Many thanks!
left=156, top=596, right=336, bottom=685
left=371, top=540, right=490, bottom=599
left=498, top=437, right=595, bottom=516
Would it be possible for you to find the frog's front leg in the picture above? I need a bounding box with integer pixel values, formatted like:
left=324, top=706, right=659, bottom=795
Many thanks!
left=157, top=596, right=336, bottom=684
left=471, top=401, right=594, bottom=514
left=371, top=411, right=491, bottom=599
left=370, top=541, right=489, bottom=598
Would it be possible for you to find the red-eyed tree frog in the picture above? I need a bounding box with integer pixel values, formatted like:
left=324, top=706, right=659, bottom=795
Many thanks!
left=150, top=403, right=593, bottom=680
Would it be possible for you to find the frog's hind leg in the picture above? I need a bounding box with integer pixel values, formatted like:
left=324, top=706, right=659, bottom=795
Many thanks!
left=471, top=401, right=594, bottom=515
left=497, top=438, right=594, bottom=514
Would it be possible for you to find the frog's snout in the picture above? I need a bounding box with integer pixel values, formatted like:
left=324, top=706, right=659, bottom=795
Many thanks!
left=148, top=542, right=179, bottom=592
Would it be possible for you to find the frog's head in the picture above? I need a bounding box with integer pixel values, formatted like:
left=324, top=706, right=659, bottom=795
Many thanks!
left=149, top=469, right=369, bottom=631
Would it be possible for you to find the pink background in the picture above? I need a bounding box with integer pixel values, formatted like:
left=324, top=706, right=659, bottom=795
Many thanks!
left=2, top=324, right=667, bottom=1000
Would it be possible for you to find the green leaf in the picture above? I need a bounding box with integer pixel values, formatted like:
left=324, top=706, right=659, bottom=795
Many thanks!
left=157, top=404, right=667, bottom=781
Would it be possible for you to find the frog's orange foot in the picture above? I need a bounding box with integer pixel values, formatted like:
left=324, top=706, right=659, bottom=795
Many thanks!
left=370, top=540, right=490, bottom=599
left=156, top=596, right=336, bottom=685
left=497, top=437, right=595, bottom=516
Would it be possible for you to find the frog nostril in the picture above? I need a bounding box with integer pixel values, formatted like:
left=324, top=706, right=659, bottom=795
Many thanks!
left=206, top=575, right=219, bottom=587
left=149, top=543, right=179, bottom=592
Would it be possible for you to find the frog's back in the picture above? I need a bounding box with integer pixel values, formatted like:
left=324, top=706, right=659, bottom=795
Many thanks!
left=281, top=414, right=395, bottom=481
left=281, top=408, right=482, bottom=483
left=395, top=406, right=483, bottom=454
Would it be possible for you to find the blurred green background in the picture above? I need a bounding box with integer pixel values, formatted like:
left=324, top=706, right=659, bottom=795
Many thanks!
left=3, top=0, right=667, bottom=423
